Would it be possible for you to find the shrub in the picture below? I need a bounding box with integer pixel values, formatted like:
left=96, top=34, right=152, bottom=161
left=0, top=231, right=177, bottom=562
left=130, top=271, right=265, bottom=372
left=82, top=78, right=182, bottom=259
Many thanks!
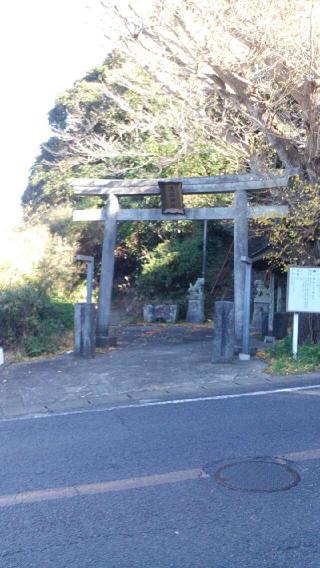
left=137, top=234, right=203, bottom=299
left=266, top=337, right=320, bottom=374
left=0, top=281, right=73, bottom=356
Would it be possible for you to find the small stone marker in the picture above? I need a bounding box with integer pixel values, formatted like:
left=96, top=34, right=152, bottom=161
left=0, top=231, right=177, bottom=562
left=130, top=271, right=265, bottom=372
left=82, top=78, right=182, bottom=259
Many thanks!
left=212, top=301, right=235, bottom=363
left=186, top=278, right=205, bottom=324
left=74, top=303, right=97, bottom=357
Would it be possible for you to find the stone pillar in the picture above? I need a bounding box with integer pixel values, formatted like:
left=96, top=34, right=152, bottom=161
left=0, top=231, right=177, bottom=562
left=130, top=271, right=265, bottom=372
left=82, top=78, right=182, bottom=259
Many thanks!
left=212, top=301, right=235, bottom=363
left=233, top=190, right=248, bottom=344
left=96, top=194, right=119, bottom=347
left=74, top=303, right=97, bottom=357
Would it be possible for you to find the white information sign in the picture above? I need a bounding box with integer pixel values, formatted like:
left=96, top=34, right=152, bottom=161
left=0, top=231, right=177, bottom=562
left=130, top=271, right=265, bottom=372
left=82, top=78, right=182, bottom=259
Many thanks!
left=287, top=266, right=320, bottom=313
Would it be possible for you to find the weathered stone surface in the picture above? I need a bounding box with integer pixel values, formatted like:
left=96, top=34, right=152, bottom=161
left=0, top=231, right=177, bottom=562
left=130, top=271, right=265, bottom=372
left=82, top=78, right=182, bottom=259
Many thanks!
left=186, top=278, right=205, bottom=323
left=143, top=304, right=178, bottom=323
left=96, top=195, right=119, bottom=344
left=186, top=300, right=205, bottom=323
left=74, top=303, right=97, bottom=357
left=212, top=301, right=235, bottom=363
left=261, top=312, right=269, bottom=338
left=251, top=279, right=271, bottom=332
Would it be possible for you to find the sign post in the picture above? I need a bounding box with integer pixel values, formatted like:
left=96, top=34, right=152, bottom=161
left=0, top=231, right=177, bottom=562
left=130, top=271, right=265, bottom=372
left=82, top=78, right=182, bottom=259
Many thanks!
left=292, top=313, right=299, bottom=359
left=286, top=266, right=320, bottom=358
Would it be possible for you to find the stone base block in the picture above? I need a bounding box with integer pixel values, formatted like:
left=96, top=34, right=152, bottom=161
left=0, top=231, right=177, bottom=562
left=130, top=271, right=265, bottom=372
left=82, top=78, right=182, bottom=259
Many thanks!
left=239, top=353, right=251, bottom=361
left=143, top=304, right=178, bottom=323
left=186, top=299, right=205, bottom=324
left=74, top=303, right=97, bottom=358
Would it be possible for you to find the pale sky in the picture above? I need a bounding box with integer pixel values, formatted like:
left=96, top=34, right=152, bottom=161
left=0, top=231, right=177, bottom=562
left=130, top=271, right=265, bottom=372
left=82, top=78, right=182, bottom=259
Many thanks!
left=0, top=0, right=107, bottom=237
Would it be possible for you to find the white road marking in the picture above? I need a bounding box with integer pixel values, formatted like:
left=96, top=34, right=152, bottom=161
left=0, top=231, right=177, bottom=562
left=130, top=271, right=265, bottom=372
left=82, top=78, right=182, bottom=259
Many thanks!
left=0, top=468, right=206, bottom=508
left=1, top=383, right=320, bottom=423
left=296, top=389, right=320, bottom=396
left=281, top=448, right=320, bottom=462
left=1, top=444, right=320, bottom=508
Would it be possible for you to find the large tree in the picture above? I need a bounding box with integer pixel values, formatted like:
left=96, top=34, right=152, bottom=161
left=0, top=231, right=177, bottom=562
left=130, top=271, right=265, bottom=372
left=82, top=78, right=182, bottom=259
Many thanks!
left=96, top=0, right=320, bottom=270
left=99, top=0, right=320, bottom=178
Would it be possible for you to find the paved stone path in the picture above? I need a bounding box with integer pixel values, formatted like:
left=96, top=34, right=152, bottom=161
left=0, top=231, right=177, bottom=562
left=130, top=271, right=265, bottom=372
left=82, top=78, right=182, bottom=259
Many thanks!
left=0, top=324, right=319, bottom=420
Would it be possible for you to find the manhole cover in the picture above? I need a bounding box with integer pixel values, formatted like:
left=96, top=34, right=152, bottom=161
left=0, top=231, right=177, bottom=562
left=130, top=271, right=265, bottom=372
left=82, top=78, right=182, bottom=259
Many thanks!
left=214, top=459, right=300, bottom=493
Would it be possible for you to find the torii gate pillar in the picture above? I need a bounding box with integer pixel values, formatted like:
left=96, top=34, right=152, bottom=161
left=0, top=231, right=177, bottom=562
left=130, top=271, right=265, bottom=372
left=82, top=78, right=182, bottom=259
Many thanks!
left=234, top=189, right=248, bottom=344
left=96, top=194, right=119, bottom=347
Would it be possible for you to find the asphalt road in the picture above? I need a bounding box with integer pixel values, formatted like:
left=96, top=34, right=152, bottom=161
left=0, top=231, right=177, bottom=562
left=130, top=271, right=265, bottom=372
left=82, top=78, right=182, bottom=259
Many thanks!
left=1, top=386, right=320, bottom=567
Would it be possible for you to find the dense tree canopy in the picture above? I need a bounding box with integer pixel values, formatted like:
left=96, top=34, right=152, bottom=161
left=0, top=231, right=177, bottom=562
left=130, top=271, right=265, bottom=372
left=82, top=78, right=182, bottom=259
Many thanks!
left=22, top=51, right=234, bottom=301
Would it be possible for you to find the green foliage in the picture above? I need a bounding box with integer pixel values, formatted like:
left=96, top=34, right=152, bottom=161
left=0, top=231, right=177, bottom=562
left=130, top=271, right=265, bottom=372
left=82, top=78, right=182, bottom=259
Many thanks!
left=0, top=222, right=81, bottom=358
left=267, top=336, right=292, bottom=359
left=23, top=162, right=74, bottom=212
left=136, top=222, right=233, bottom=301
left=160, top=147, right=231, bottom=180
left=137, top=231, right=203, bottom=299
left=51, top=300, right=74, bottom=329
left=0, top=281, right=73, bottom=357
left=255, top=181, right=320, bottom=345
left=256, top=181, right=320, bottom=270
left=266, top=337, right=320, bottom=374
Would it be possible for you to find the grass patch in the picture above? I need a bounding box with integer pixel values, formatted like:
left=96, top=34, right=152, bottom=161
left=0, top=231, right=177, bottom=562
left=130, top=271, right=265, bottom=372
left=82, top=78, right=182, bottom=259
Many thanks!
left=264, top=336, right=320, bottom=374
left=5, top=331, right=74, bottom=363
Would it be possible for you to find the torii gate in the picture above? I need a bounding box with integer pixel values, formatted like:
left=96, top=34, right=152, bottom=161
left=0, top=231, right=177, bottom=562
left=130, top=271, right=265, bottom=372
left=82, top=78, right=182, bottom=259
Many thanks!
left=71, top=172, right=292, bottom=347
